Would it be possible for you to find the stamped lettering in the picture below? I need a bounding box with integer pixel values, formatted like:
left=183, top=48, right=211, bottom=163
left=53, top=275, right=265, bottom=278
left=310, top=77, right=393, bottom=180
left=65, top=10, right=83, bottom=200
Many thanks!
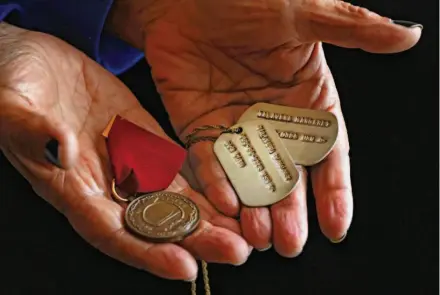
left=257, top=124, right=276, bottom=154
left=257, top=110, right=331, bottom=128
left=213, top=120, right=300, bottom=207
left=293, top=116, right=331, bottom=127
left=238, top=103, right=339, bottom=166
left=257, top=110, right=293, bottom=123
left=239, top=133, right=265, bottom=172
left=224, top=140, right=237, bottom=153
left=271, top=153, right=293, bottom=181
left=257, top=124, right=292, bottom=182
left=239, top=132, right=276, bottom=192
left=233, top=153, right=246, bottom=168
left=261, top=171, right=276, bottom=192
left=224, top=140, right=246, bottom=168
left=276, top=130, right=328, bottom=144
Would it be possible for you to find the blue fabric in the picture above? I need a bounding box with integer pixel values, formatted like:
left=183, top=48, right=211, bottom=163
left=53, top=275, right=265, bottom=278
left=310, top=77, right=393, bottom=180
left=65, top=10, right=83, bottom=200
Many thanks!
left=0, top=1, right=144, bottom=75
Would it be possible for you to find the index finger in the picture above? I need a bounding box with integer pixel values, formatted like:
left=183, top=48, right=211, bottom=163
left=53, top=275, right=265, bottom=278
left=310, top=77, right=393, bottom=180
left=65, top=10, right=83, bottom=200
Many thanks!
left=181, top=108, right=245, bottom=218
left=67, top=197, right=200, bottom=281
left=188, top=141, right=240, bottom=217
left=5, top=150, right=197, bottom=281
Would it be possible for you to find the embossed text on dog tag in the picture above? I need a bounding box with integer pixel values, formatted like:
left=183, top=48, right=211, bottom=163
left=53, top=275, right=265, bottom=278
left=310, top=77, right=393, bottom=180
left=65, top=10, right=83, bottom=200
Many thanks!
left=238, top=103, right=339, bottom=166
left=214, top=120, right=299, bottom=207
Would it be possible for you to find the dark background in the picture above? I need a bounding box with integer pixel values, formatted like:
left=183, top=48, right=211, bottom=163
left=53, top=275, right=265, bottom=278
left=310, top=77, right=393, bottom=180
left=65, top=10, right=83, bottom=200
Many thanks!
left=1, top=0, right=438, bottom=294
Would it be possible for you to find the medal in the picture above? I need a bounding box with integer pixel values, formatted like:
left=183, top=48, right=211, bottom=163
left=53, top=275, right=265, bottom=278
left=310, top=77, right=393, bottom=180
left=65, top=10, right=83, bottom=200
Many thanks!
left=238, top=103, right=339, bottom=166
left=103, top=115, right=200, bottom=243
left=104, top=115, right=206, bottom=294
left=213, top=121, right=300, bottom=207
left=124, top=191, right=200, bottom=243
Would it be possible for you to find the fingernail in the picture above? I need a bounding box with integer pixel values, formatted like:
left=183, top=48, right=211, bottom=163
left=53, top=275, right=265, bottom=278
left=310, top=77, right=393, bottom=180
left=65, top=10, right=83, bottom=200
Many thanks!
left=233, top=254, right=251, bottom=266
left=282, top=248, right=303, bottom=258
left=392, top=20, right=423, bottom=29
left=233, top=261, right=246, bottom=266
left=44, top=139, right=62, bottom=168
left=330, top=233, right=347, bottom=244
left=256, top=243, right=272, bottom=252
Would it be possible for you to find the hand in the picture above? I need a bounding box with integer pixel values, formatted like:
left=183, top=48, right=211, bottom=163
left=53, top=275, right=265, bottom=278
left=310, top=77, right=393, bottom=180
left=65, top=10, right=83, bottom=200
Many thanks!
left=0, top=23, right=251, bottom=281
left=112, top=0, right=422, bottom=256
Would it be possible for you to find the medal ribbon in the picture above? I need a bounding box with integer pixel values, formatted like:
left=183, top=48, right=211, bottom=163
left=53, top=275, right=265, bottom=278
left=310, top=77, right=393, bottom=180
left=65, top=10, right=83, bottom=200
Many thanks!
left=105, top=115, right=187, bottom=195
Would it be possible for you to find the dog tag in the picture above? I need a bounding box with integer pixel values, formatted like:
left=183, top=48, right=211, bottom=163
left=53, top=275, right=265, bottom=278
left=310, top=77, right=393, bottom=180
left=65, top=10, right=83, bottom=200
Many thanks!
left=214, top=120, right=299, bottom=207
left=238, top=103, right=339, bottom=166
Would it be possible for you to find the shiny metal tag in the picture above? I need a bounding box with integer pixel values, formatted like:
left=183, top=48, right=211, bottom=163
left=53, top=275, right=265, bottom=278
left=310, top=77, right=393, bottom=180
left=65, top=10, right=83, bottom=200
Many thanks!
left=238, top=103, right=339, bottom=166
left=214, top=120, right=299, bottom=207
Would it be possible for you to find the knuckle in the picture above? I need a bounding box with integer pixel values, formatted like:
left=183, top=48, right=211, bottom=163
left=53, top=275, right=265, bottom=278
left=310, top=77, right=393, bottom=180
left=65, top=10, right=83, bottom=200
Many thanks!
left=180, top=220, right=212, bottom=252
left=242, top=208, right=271, bottom=237
left=310, top=76, right=338, bottom=111
left=336, top=1, right=374, bottom=18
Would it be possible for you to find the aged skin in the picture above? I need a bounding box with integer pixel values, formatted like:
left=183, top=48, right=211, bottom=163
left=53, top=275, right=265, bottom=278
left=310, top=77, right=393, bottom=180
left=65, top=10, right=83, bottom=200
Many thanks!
left=108, top=0, right=421, bottom=256
left=0, top=23, right=251, bottom=281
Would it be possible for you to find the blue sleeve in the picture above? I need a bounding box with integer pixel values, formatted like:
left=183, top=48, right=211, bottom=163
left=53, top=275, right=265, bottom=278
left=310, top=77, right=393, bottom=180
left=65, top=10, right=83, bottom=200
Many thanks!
left=0, top=1, right=144, bottom=75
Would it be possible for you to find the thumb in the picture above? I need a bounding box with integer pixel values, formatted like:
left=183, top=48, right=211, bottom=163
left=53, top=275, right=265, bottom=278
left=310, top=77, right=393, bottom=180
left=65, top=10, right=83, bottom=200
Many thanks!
left=0, top=102, right=79, bottom=169
left=296, top=0, right=422, bottom=53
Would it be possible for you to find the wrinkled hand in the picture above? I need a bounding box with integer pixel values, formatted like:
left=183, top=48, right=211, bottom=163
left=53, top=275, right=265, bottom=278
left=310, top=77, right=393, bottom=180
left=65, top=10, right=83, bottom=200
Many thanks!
left=0, top=23, right=251, bottom=281
left=131, top=0, right=422, bottom=255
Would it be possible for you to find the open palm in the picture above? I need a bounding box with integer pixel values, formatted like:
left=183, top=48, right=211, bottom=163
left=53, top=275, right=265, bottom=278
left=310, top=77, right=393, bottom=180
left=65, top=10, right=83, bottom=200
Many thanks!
left=0, top=24, right=250, bottom=281
left=140, top=0, right=422, bottom=255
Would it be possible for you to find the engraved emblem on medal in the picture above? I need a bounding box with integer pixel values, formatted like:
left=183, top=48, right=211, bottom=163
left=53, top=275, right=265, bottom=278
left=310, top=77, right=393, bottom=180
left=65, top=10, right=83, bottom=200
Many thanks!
left=125, top=192, right=200, bottom=243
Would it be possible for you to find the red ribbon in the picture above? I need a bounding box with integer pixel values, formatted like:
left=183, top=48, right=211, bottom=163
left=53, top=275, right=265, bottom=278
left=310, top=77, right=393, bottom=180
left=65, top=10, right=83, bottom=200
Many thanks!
left=105, top=115, right=187, bottom=194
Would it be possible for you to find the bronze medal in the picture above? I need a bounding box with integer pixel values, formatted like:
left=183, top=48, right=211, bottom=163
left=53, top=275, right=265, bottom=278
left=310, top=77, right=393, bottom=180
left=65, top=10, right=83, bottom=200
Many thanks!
left=124, top=191, right=200, bottom=243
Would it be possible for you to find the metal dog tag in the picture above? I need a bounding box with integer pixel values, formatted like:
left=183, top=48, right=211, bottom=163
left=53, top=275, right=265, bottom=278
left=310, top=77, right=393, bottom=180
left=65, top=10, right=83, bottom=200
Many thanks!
left=238, top=103, right=339, bottom=166
left=213, top=120, right=299, bottom=207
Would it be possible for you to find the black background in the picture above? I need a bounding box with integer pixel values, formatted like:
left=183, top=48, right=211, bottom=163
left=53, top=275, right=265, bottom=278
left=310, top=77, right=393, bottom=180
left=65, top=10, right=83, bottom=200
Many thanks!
left=1, top=0, right=438, bottom=294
